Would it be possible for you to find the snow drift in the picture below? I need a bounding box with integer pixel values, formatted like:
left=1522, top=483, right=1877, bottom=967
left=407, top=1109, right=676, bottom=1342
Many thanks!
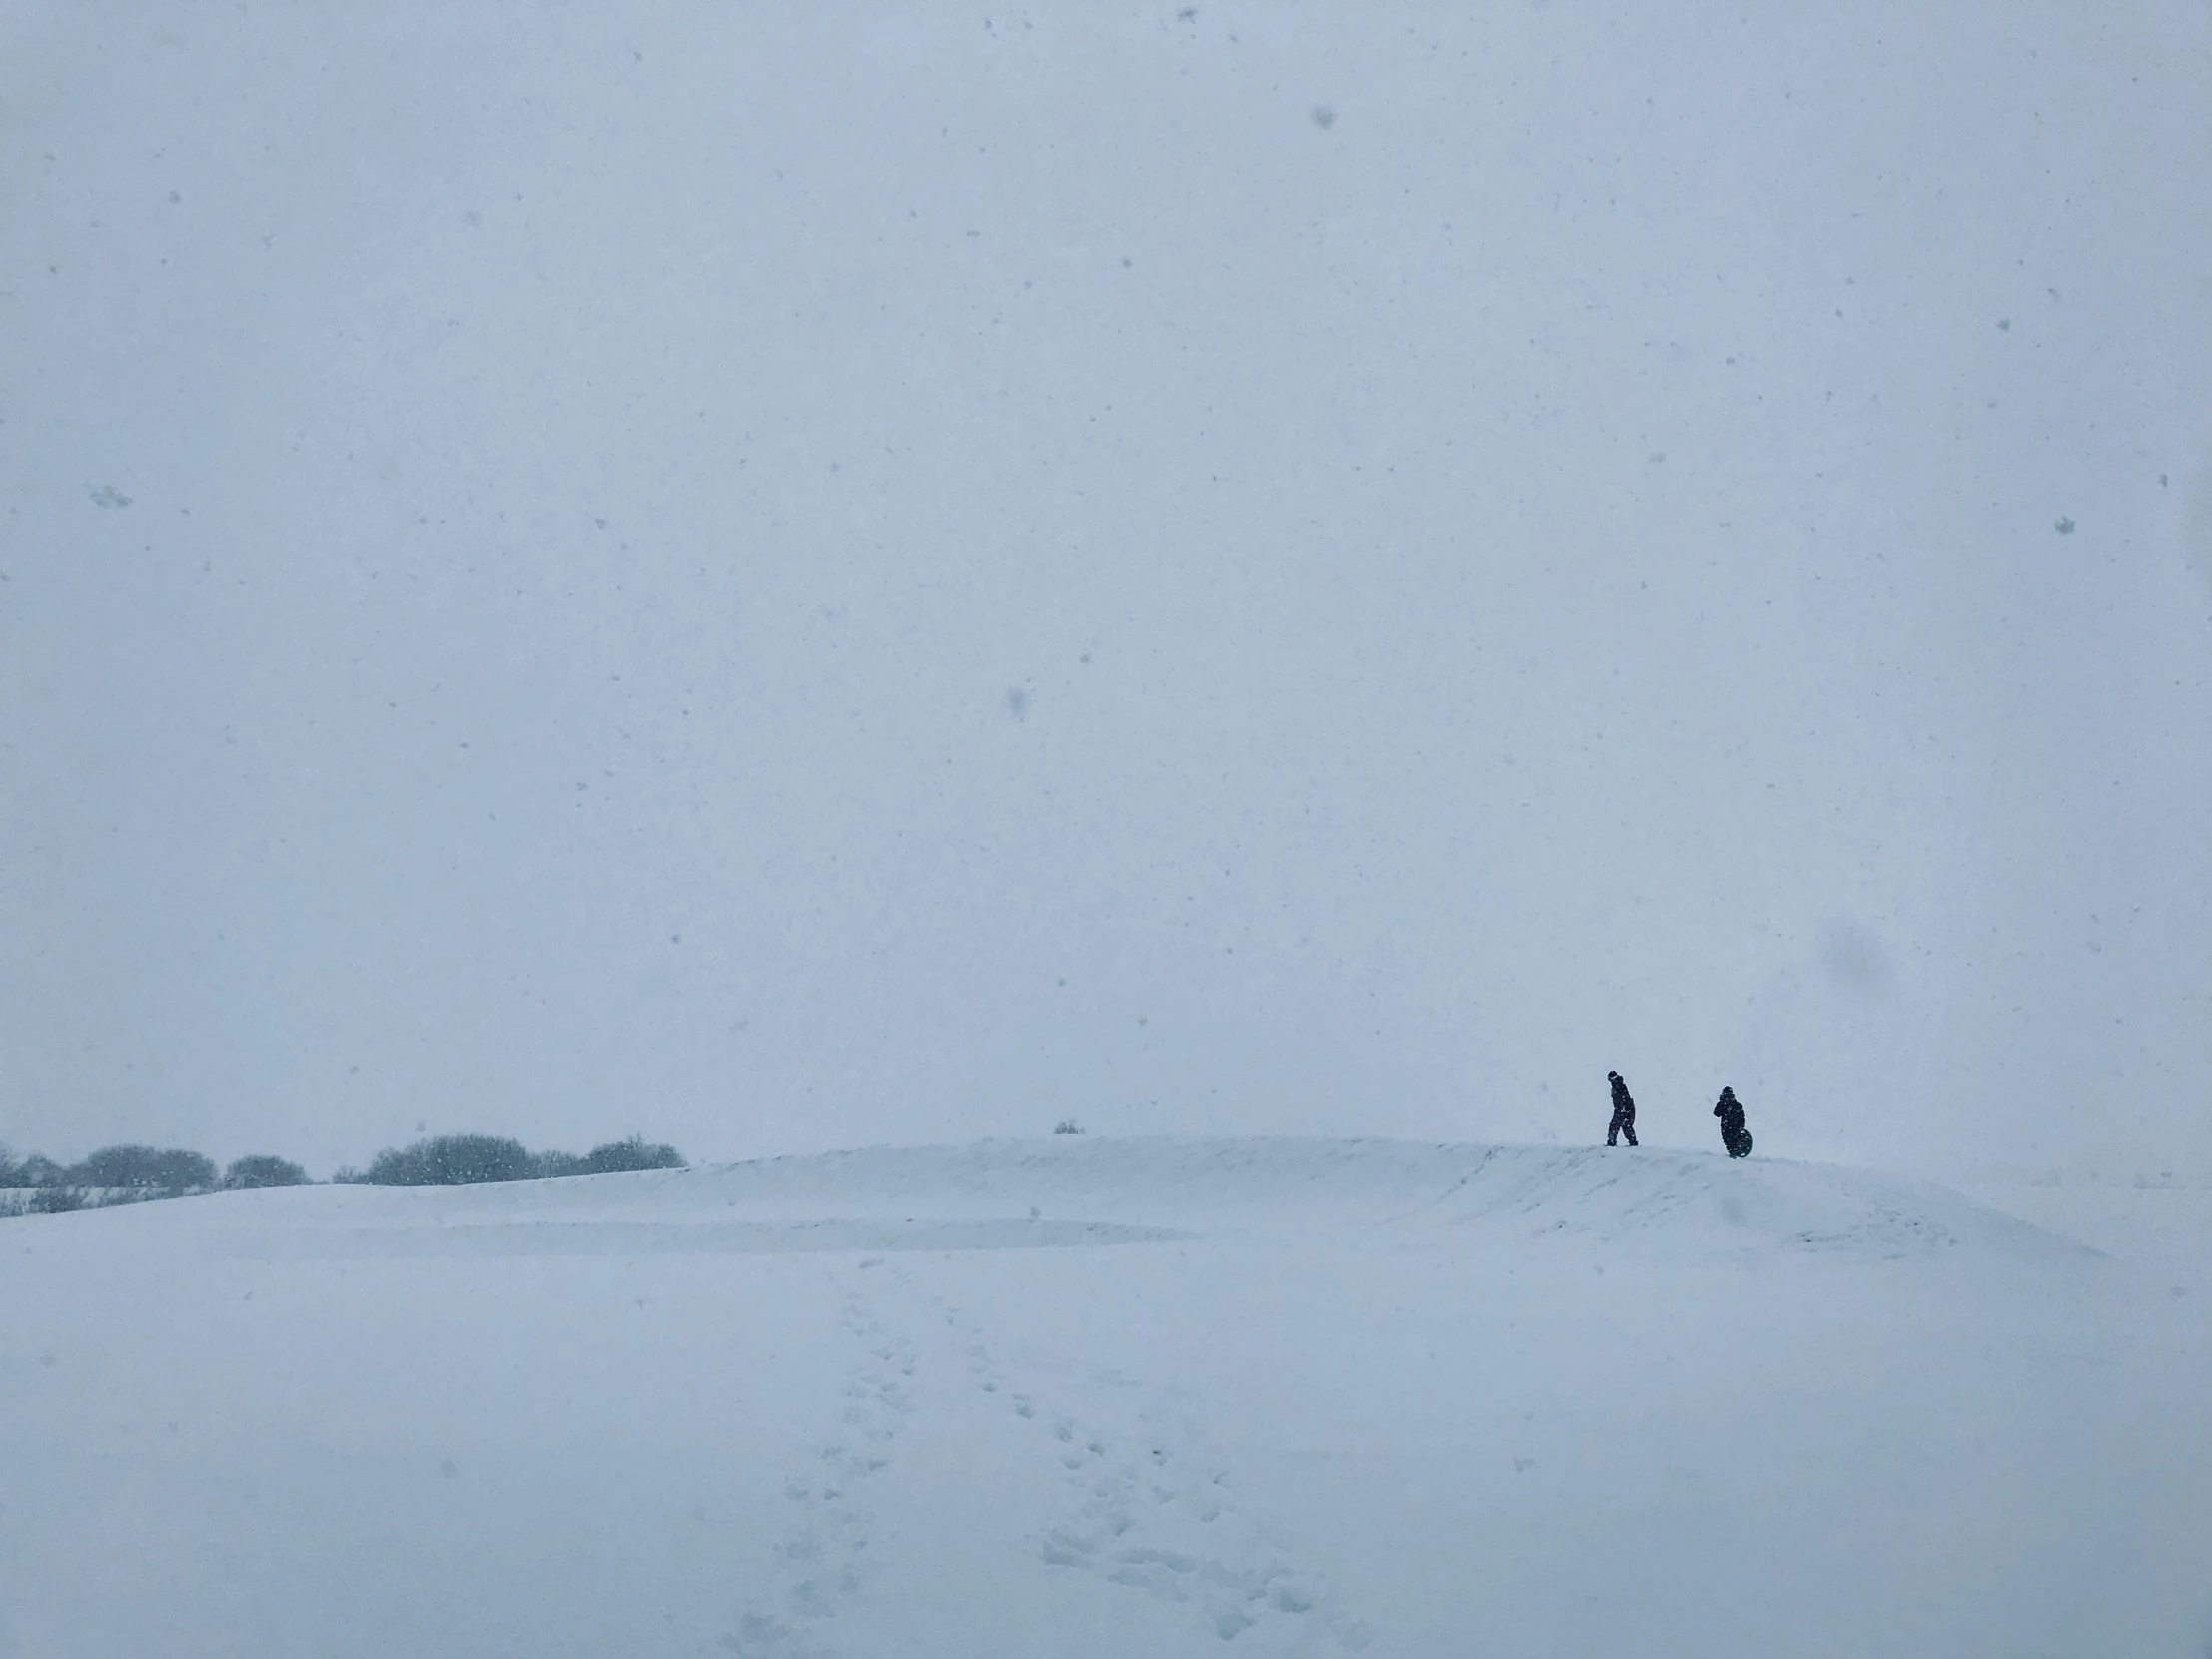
left=216, top=1135, right=2092, bottom=1266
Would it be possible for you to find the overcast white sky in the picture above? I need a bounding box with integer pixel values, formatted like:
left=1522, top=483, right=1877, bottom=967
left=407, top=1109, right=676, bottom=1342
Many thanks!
left=4, top=1, right=2208, bottom=1176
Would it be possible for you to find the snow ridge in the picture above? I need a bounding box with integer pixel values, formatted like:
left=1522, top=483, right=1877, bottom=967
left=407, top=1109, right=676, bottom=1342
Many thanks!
left=207, top=1136, right=2091, bottom=1268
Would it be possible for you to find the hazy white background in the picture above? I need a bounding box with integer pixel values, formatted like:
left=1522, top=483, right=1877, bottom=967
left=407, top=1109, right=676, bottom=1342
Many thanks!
left=5, top=1, right=2208, bottom=1176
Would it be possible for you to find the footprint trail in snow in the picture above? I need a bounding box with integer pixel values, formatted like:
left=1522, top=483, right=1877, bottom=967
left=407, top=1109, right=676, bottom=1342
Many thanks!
left=723, top=1262, right=916, bottom=1658
left=931, top=1294, right=1374, bottom=1651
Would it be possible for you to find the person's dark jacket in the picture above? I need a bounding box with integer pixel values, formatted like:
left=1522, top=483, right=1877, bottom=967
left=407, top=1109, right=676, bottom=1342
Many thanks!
left=1606, top=1071, right=1638, bottom=1145
left=1714, top=1087, right=1752, bottom=1157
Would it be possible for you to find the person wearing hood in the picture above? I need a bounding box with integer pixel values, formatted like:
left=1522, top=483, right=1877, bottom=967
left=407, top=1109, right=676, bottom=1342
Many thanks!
left=1714, top=1086, right=1753, bottom=1158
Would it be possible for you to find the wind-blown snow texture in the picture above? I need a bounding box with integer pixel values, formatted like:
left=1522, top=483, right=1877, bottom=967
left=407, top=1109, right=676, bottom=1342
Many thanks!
left=4, top=4, right=2211, bottom=1174
left=5, top=1138, right=2208, bottom=1658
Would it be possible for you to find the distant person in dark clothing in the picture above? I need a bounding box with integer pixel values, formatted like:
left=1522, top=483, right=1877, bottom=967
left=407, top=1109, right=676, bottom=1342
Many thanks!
left=1606, top=1071, right=1639, bottom=1147
left=1714, top=1086, right=1753, bottom=1158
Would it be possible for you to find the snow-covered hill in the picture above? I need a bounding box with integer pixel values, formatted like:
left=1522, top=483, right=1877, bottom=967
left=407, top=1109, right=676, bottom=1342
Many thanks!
left=4, top=1138, right=2204, bottom=1658
left=224, top=1135, right=2093, bottom=1265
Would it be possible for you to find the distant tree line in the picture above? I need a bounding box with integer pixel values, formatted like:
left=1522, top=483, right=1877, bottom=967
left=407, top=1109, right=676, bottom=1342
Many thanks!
left=0, top=1143, right=301, bottom=1206
left=2, top=1132, right=685, bottom=1214
left=335, top=1133, right=685, bottom=1186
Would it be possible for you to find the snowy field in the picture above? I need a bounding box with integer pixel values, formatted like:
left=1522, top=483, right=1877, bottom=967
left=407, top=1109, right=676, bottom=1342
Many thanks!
left=5, top=1138, right=2208, bottom=1659
left=7, top=5, right=2209, bottom=1654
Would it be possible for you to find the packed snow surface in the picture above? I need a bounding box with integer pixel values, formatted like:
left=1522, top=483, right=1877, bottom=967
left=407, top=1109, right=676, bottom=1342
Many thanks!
left=5, top=1137, right=2208, bottom=1657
